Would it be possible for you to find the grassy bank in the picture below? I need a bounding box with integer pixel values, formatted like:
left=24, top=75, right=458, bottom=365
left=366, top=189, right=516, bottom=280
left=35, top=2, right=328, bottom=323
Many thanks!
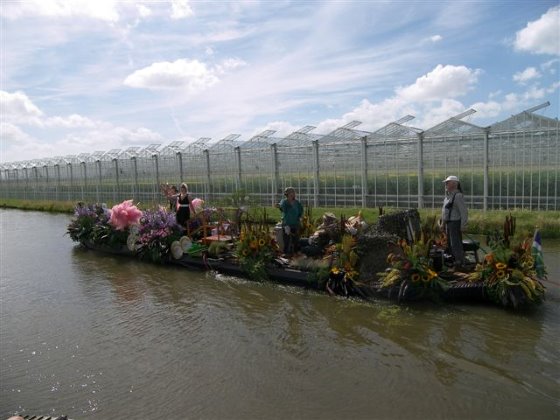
left=1, top=199, right=77, bottom=213
left=2, top=198, right=559, bottom=239
left=303, top=207, right=560, bottom=239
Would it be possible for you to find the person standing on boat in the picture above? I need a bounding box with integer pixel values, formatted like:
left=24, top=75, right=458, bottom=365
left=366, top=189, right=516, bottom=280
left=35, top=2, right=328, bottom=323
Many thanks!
left=176, top=183, right=193, bottom=229
left=160, top=183, right=179, bottom=211
left=167, top=185, right=179, bottom=211
left=277, top=187, right=304, bottom=256
left=441, top=175, right=468, bottom=269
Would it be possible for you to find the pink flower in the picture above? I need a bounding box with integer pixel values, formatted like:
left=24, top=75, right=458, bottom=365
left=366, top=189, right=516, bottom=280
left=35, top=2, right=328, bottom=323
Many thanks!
left=191, top=198, right=204, bottom=214
left=109, top=200, right=143, bottom=230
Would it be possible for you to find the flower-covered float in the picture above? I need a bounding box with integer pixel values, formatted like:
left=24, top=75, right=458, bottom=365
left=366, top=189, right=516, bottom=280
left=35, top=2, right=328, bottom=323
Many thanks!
left=67, top=200, right=547, bottom=310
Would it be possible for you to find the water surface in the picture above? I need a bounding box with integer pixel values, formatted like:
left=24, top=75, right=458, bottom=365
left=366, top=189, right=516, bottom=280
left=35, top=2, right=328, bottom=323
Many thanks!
left=1, top=209, right=559, bottom=419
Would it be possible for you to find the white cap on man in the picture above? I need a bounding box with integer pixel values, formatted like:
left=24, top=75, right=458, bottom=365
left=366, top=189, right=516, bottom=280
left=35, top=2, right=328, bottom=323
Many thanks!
left=443, top=175, right=459, bottom=183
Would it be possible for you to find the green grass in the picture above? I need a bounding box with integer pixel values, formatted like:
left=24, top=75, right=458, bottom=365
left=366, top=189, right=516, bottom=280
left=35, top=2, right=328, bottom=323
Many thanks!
left=0, top=199, right=78, bottom=213
left=2, top=198, right=559, bottom=238
left=298, top=207, right=560, bottom=239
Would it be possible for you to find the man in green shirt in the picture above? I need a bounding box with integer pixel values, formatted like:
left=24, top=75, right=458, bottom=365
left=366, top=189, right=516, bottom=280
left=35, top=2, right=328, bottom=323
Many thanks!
left=277, top=187, right=304, bottom=256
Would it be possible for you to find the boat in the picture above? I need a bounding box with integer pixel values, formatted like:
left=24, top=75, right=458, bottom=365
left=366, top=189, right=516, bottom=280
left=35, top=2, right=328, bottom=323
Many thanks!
left=68, top=202, right=547, bottom=310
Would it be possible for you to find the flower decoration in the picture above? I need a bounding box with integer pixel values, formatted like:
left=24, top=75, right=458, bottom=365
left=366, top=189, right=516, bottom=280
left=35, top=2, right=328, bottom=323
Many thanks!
left=324, top=234, right=362, bottom=297
left=67, top=203, right=110, bottom=242
left=109, top=200, right=142, bottom=231
left=235, top=222, right=279, bottom=280
left=467, top=237, right=545, bottom=308
left=191, top=198, right=205, bottom=215
left=68, top=202, right=186, bottom=262
left=377, top=235, right=447, bottom=302
left=134, top=206, right=183, bottom=263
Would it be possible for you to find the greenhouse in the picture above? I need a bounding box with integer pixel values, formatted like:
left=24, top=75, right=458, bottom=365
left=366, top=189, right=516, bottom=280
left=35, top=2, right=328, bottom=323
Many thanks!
left=1, top=102, right=558, bottom=211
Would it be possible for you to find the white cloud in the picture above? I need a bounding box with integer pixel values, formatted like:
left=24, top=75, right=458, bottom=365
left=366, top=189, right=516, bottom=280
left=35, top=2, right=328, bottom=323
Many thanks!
left=430, top=35, right=443, bottom=43
left=137, top=4, right=152, bottom=19
left=396, top=64, right=481, bottom=102
left=470, top=79, right=559, bottom=122
left=1, top=121, right=165, bottom=163
left=123, top=58, right=248, bottom=92
left=470, top=100, right=502, bottom=119
left=1, top=122, right=34, bottom=146
left=0, top=0, right=121, bottom=22
left=315, top=97, right=416, bottom=134
left=547, top=81, right=560, bottom=94
left=251, top=121, right=301, bottom=138
left=44, top=114, right=97, bottom=129
left=515, top=6, right=560, bottom=56
left=215, top=58, right=247, bottom=75
left=0, top=122, right=52, bottom=163
left=311, top=65, right=482, bottom=133
left=0, top=91, right=44, bottom=124
left=1, top=90, right=99, bottom=129
left=124, top=59, right=219, bottom=92
left=170, top=0, right=194, bottom=19
left=513, top=67, right=541, bottom=83
left=541, top=58, right=559, bottom=74
left=417, top=99, right=466, bottom=128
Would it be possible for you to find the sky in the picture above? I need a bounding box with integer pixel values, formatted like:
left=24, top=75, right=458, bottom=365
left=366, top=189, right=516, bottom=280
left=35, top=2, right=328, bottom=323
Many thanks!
left=1, top=0, right=559, bottom=164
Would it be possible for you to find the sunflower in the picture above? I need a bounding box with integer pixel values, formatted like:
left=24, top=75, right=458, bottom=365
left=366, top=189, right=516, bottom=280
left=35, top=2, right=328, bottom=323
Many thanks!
left=521, top=256, right=534, bottom=269
left=241, top=249, right=249, bottom=257
left=422, top=275, right=431, bottom=283
left=250, top=240, right=258, bottom=250
left=519, top=261, right=528, bottom=269
left=258, top=238, right=266, bottom=247
left=411, top=273, right=421, bottom=283
left=496, top=269, right=506, bottom=279
left=495, top=262, right=507, bottom=270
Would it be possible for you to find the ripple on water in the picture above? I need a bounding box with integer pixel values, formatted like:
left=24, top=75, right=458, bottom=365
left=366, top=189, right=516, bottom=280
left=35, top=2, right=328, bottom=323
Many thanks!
left=2, top=209, right=560, bottom=419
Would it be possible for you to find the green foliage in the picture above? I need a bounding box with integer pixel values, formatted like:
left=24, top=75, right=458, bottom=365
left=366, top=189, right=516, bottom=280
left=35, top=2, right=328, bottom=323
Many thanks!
left=235, top=219, right=279, bottom=281
left=467, top=233, right=546, bottom=308
left=377, top=235, right=449, bottom=303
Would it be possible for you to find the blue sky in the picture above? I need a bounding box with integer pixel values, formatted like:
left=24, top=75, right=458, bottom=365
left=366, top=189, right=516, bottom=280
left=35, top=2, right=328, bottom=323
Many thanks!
left=1, top=0, right=559, bottom=163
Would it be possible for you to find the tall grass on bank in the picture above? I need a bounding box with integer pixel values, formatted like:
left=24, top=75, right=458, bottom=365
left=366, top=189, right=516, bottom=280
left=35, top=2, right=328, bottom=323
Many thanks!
left=1, top=199, right=78, bottom=213
left=2, top=198, right=559, bottom=239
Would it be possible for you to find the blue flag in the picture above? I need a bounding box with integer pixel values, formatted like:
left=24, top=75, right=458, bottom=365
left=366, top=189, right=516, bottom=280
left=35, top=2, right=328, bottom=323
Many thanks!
left=531, top=229, right=546, bottom=279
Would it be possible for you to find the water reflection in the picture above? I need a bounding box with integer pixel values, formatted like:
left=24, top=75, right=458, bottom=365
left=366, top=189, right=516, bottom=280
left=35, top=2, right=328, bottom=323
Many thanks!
left=1, top=209, right=559, bottom=420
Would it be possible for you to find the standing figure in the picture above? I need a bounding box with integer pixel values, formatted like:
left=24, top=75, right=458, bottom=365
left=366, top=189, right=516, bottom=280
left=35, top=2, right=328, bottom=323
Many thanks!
left=441, top=175, right=468, bottom=269
left=277, top=187, right=304, bottom=256
left=176, top=183, right=193, bottom=228
left=167, top=185, right=179, bottom=211
left=160, top=183, right=179, bottom=211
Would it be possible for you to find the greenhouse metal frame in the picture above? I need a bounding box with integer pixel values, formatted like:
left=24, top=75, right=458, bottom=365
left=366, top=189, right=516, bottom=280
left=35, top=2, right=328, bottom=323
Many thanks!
left=1, top=102, right=558, bottom=211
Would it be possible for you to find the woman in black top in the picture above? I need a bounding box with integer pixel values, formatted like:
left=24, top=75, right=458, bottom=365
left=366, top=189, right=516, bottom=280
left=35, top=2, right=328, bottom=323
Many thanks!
left=176, top=183, right=192, bottom=228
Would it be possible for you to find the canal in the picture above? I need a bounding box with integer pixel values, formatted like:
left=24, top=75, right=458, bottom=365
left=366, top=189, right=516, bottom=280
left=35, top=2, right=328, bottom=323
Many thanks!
left=1, top=209, right=559, bottom=419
